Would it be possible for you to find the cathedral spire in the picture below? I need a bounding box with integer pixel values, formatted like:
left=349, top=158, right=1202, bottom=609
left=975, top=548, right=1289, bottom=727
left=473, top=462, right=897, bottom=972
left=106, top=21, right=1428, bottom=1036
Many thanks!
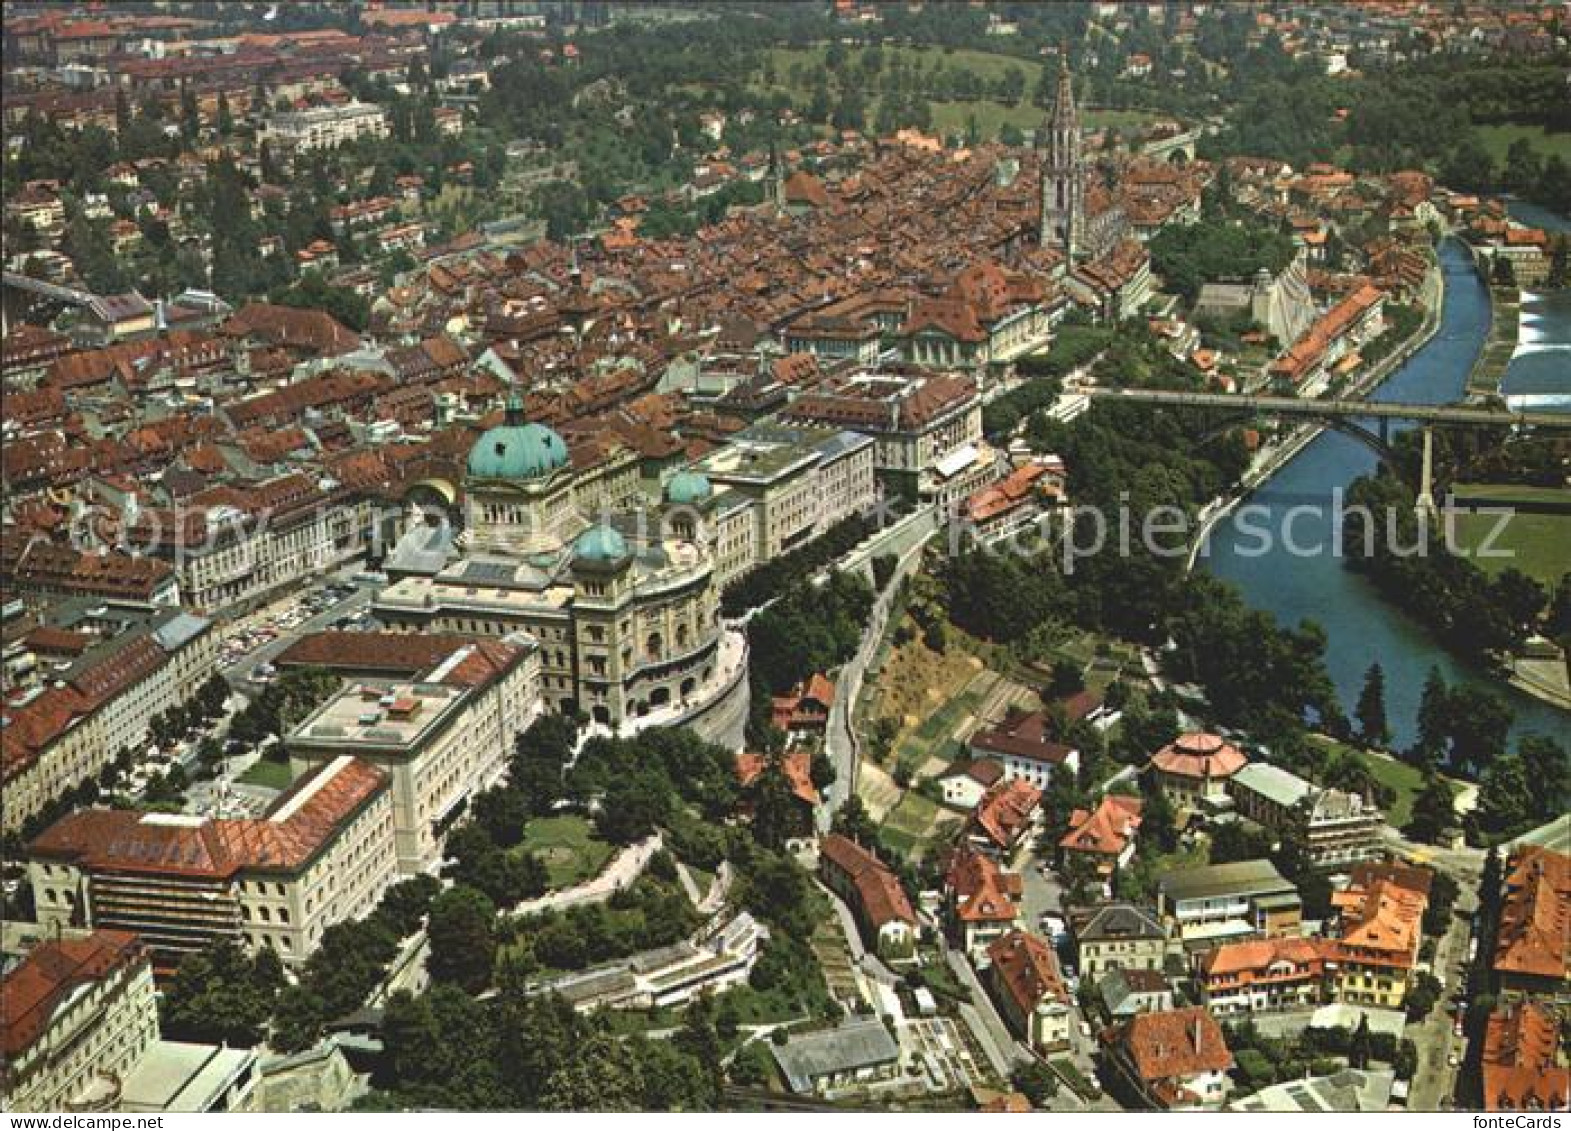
left=1039, top=46, right=1085, bottom=258
left=1050, top=49, right=1079, bottom=132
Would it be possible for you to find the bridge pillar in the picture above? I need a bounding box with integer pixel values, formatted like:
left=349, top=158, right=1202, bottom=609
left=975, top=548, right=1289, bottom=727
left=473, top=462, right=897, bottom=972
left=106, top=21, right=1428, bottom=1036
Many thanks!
left=1415, top=426, right=1437, bottom=518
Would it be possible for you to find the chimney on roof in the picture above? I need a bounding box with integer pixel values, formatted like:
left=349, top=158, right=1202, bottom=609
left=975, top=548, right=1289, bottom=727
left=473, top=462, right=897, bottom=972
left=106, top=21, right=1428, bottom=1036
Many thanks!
left=1192, top=1013, right=1202, bottom=1053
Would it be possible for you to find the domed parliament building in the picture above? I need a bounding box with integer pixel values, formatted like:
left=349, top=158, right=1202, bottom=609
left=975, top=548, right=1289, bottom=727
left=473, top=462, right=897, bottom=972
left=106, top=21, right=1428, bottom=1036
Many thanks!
left=374, top=396, right=749, bottom=744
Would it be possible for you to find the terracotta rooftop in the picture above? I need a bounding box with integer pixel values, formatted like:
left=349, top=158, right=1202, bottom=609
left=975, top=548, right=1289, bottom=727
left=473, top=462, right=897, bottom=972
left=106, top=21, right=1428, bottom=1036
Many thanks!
left=987, top=929, right=1068, bottom=1015
left=820, top=833, right=916, bottom=929
left=1, top=930, right=145, bottom=1059
left=1150, top=732, right=1248, bottom=781
left=1494, top=846, right=1570, bottom=984
left=29, top=757, right=387, bottom=879
left=1482, top=1001, right=1571, bottom=1112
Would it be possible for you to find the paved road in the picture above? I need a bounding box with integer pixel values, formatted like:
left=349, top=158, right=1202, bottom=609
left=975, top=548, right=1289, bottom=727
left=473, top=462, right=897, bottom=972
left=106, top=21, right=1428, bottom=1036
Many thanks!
left=819, top=507, right=938, bottom=832
left=944, top=946, right=1026, bottom=1077
left=220, top=574, right=375, bottom=691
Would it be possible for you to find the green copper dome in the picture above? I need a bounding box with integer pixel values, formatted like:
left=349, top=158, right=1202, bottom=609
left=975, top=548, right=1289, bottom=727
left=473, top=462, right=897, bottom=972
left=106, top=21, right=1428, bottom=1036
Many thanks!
left=665, top=470, right=713, bottom=506
left=573, top=523, right=629, bottom=563
left=467, top=395, right=568, bottom=481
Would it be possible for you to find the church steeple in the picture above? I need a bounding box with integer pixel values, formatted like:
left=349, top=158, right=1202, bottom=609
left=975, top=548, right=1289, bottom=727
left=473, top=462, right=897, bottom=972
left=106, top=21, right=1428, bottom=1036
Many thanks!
left=1040, top=50, right=1086, bottom=259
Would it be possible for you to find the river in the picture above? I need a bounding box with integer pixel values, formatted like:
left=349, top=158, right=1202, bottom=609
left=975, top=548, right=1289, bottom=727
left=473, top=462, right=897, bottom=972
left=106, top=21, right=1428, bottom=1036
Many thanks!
left=1201, top=237, right=1570, bottom=749
left=1503, top=200, right=1571, bottom=411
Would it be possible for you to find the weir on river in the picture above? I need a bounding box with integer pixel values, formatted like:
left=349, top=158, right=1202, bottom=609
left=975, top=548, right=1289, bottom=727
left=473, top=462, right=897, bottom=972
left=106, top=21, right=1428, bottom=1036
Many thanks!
left=1201, top=236, right=1570, bottom=750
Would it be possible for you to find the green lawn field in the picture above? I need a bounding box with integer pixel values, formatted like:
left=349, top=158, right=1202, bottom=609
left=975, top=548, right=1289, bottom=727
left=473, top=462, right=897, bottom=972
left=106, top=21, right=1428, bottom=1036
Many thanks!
left=1450, top=483, right=1571, bottom=586
left=1475, top=123, right=1571, bottom=166
left=238, top=757, right=295, bottom=791
left=519, top=814, right=616, bottom=888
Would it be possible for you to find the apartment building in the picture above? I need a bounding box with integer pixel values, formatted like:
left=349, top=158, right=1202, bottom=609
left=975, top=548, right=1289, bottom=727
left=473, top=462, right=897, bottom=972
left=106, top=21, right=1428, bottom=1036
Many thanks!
left=263, top=102, right=388, bottom=153
left=1492, top=846, right=1569, bottom=1003
left=2, top=611, right=216, bottom=836
left=131, top=475, right=373, bottom=614
left=1102, top=1006, right=1234, bottom=1111
left=1156, top=859, right=1302, bottom=948
left=818, top=834, right=918, bottom=963
left=1329, top=863, right=1429, bottom=1009
left=1198, top=936, right=1334, bottom=1016
left=285, top=635, right=541, bottom=872
left=943, top=843, right=1022, bottom=959
left=1481, top=1001, right=1571, bottom=1112
left=966, top=708, right=1080, bottom=791
left=28, top=757, right=396, bottom=971
left=1, top=929, right=260, bottom=1113
left=1073, top=902, right=1168, bottom=980
left=1, top=931, right=158, bottom=1113
left=1229, top=761, right=1385, bottom=868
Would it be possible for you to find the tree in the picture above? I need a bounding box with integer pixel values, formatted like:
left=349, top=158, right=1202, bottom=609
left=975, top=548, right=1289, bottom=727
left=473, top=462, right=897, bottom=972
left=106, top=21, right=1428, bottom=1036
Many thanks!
left=1348, top=1013, right=1373, bottom=1069
left=541, top=1032, right=645, bottom=1111
left=161, top=940, right=281, bottom=1047
left=1413, top=666, right=1449, bottom=766
left=1209, top=821, right=1274, bottom=864
left=1443, top=686, right=1511, bottom=772
left=378, top=874, right=441, bottom=938
left=1354, top=662, right=1390, bottom=748
left=426, top=885, right=497, bottom=993
left=1405, top=772, right=1455, bottom=844
left=1013, top=1059, right=1059, bottom=1105
left=1518, top=734, right=1569, bottom=824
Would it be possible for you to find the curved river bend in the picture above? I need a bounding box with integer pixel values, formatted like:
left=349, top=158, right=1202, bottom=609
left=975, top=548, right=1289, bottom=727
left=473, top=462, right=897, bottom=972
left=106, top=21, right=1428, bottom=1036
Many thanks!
left=1202, top=237, right=1570, bottom=749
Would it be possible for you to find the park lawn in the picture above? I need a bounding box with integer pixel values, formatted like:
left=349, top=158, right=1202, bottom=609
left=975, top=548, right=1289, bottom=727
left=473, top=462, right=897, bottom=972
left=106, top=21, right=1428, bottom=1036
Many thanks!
left=1307, top=736, right=1455, bottom=828
left=880, top=789, right=949, bottom=853
left=1475, top=123, right=1571, bottom=166
left=753, top=45, right=1165, bottom=142
left=1451, top=482, right=1571, bottom=507
left=1449, top=483, right=1571, bottom=586
left=760, top=43, right=1040, bottom=90
left=519, top=814, right=615, bottom=889
left=1451, top=510, right=1571, bottom=586
left=238, top=757, right=295, bottom=791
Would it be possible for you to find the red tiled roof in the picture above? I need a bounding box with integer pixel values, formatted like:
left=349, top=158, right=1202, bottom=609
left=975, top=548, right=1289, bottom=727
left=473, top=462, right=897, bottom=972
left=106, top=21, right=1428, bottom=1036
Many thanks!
left=971, top=778, right=1041, bottom=850
left=988, top=929, right=1068, bottom=1016
left=820, top=833, right=916, bottom=929
left=1, top=930, right=145, bottom=1059
left=969, top=709, right=1076, bottom=767
left=1482, top=1001, right=1571, bottom=1111
left=736, top=748, right=820, bottom=806
left=1108, top=1006, right=1233, bottom=1088
left=1060, top=793, right=1142, bottom=860
left=947, top=844, right=1021, bottom=924
left=1150, top=732, right=1247, bottom=781
left=29, top=757, right=387, bottom=878
left=1494, top=846, right=1570, bottom=983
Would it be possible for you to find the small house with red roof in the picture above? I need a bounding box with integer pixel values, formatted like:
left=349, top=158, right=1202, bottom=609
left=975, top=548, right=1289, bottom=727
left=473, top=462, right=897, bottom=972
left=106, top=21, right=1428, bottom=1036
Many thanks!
left=771, top=672, right=835, bottom=737
left=986, top=930, right=1072, bottom=1054
left=943, top=842, right=1022, bottom=957
left=1059, top=792, right=1144, bottom=879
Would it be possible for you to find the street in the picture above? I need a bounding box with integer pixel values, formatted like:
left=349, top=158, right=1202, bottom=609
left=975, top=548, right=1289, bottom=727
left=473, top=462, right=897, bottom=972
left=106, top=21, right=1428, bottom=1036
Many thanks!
left=818, top=505, right=938, bottom=831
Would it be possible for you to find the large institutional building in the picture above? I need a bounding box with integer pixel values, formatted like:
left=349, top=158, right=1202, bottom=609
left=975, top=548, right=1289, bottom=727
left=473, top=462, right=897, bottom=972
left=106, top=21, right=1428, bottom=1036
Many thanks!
left=28, top=757, right=397, bottom=972
left=374, top=396, right=763, bottom=741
